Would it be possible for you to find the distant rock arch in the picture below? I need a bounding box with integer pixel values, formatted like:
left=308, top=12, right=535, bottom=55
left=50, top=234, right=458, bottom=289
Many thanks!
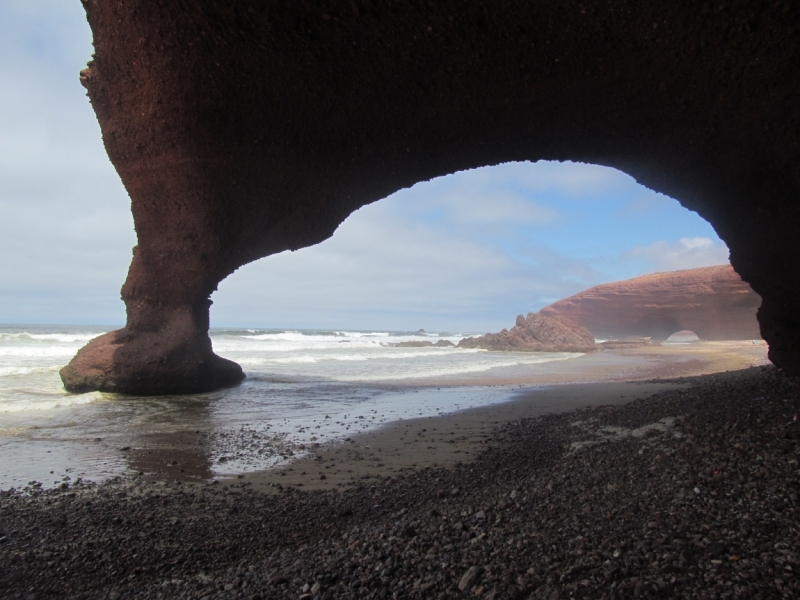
left=666, top=330, right=701, bottom=343
left=540, top=265, right=762, bottom=342
left=61, top=1, right=800, bottom=394
left=633, top=314, right=684, bottom=342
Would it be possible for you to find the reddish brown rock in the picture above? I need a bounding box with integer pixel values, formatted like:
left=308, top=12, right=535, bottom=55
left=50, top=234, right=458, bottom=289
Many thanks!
left=540, top=265, right=761, bottom=341
left=389, top=341, right=435, bottom=348
left=458, top=313, right=596, bottom=353
left=59, top=318, right=244, bottom=395
left=61, top=1, right=800, bottom=393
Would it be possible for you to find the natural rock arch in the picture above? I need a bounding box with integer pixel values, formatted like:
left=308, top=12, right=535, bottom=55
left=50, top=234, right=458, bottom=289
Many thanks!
left=540, top=265, right=763, bottom=342
left=632, top=315, right=684, bottom=342
left=61, top=0, right=800, bottom=394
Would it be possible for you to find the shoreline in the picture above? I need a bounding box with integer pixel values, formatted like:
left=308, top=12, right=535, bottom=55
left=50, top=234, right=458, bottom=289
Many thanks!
left=0, top=341, right=769, bottom=491
left=2, top=364, right=797, bottom=599
left=378, top=340, right=769, bottom=388
left=234, top=340, right=769, bottom=492
left=238, top=380, right=688, bottom=493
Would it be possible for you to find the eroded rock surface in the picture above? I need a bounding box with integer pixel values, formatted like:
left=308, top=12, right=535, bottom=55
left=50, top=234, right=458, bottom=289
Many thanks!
left=540, top=265, right=761, bottom=341
left=60, top=325, right=244, bottom=395
left=458, top=313, right=596, bottom=353
left=62, top=1, right=800, bottom=392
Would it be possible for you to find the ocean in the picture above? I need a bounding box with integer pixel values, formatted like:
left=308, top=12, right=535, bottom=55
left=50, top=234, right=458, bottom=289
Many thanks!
left=0, top=324, right=582, bottom=489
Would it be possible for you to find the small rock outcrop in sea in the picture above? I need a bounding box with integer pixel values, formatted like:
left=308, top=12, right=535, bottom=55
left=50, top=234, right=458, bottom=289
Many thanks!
left=541, top=265, right=761, bottom=341
left=458, top=313, right=596, bottom=353
left=390, top=340, right=455, bottom=348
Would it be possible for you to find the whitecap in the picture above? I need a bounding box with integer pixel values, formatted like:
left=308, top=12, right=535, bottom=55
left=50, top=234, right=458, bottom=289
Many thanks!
left=0, top=365, right=61, bottom=377
left=0, top=332, right=101, bottom=344
left=0, top=391, right=101, bottom=413
left=0, top=346, right=79, bottom=358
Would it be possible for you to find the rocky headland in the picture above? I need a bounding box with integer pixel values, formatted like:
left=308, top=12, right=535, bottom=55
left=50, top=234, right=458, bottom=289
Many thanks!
left=541, top=265, right=761, bottom=342
left=458, top=313, right=597, bottom=353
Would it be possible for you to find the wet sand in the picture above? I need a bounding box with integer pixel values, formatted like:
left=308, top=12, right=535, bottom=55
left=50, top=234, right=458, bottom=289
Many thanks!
left=238, top=341, right=769, bottom=492
left=393, top=340, right=770, bottom=387
left=244, top=381, right=686, bottom=492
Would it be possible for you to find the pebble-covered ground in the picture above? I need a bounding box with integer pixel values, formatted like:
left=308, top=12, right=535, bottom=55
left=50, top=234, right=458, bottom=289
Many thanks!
left=1, top=366, right=798, bottom=599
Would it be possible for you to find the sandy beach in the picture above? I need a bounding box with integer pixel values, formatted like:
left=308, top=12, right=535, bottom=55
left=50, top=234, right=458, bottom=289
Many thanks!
left=393, top=340, right=770, bottom=387
left=242, top=381, right=685, bottom=493
left=239, top=341, right=769, bottom=492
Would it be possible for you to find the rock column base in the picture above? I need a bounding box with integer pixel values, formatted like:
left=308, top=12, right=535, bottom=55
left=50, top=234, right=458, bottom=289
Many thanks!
left=60, top=328, right=244, bottom=396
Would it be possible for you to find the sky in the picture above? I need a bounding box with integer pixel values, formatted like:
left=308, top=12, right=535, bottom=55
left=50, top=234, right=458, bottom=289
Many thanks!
left=0, top=1, right=731, bottom=333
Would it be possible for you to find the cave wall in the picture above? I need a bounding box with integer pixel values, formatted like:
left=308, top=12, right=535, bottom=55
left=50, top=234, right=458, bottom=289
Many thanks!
left=62, top=0, right=800, bottom=393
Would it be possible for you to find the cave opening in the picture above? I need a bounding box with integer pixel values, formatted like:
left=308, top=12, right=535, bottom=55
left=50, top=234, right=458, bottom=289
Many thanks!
left=210, top=160, right=733, bottom=338
left=4, top=5, right=797, bottom=596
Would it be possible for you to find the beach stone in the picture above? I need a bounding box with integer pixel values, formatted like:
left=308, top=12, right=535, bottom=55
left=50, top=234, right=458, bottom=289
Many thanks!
left=268, top=571, right=289, bottom=585
left=707, top=541, right=726, bottom=557
left=458, top=565, right=483, bottom=591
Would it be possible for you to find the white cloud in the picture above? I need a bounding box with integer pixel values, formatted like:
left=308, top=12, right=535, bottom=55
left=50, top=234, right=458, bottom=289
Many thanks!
left=0, top=2, right=136, bottom=324
left=213, top=193, right=594, bottom=332
left=619, top=193, right=665, bottom=217
left=452, top=161, right=630, bottom=198
left=624, top=237, right=730, bottom=273
left=438, top=187, right=558, bottom=228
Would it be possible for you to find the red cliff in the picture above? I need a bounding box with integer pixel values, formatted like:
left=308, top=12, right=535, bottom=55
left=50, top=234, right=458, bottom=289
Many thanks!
left=540, top=265, right=761, bottom=341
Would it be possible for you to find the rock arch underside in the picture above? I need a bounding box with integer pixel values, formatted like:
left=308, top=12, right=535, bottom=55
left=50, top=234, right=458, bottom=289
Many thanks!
left=61, top=0, right=800, bottom=395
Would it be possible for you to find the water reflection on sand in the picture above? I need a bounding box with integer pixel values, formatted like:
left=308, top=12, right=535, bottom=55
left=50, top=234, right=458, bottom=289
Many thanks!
left=0, top=378, right=516, bottom=489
